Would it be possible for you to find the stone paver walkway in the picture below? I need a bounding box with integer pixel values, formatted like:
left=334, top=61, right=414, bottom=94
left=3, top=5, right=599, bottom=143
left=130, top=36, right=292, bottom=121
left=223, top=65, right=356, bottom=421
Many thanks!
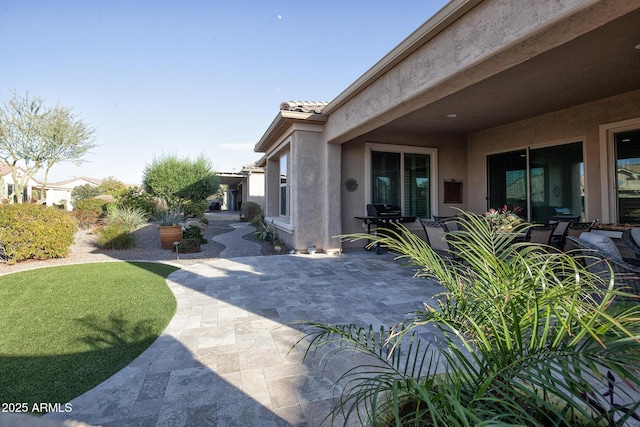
left=212, top=222, right=263, bottom=258
left=40, top=226, right=442, bottom=427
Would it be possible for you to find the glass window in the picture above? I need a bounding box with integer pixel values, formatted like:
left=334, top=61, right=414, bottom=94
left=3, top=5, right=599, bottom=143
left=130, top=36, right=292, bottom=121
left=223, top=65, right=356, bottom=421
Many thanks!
left=487, top=150, right=528, bottom=215
left=529, top=142, right=583, bottom=223
left=371, top=150, right=431, bottom=218
left=404, top=153, right=430, bottom=218
left=615, top=129, right=640, bottom=223
left=372, top=151, right=400, bottom=205
left=279, top=153, right=287, bottom=216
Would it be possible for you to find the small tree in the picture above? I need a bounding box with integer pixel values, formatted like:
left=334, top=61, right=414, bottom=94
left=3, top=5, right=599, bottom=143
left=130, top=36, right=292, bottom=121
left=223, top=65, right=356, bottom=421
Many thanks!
left=71, top=184, right=104, bottom=206
left=0, top=92, right=97, bottom=203
left=142, top=154, right=220, bottom=215
left=99, top=176, right=126, bottom=196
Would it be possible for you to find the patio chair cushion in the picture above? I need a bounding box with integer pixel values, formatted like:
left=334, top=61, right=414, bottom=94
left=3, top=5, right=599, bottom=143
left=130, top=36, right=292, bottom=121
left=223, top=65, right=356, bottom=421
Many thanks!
left=579, top=232, right=622, bottom=261
left=630, top=227, right=640, bottom=245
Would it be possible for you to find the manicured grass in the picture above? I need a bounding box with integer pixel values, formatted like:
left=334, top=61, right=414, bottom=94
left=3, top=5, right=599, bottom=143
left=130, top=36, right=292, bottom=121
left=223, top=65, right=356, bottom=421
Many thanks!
left=0, top=262, right=178, bottom=413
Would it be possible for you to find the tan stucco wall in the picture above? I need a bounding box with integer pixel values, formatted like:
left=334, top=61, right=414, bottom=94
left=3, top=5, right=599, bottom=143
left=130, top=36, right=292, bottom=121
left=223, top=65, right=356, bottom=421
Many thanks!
left=245, top=172, right=265, bottom=208
left=467, top=89, right=640, bottom=221
left=340, top=132, right=467, bottom=251
left=262, top=124, right=342, bottom=254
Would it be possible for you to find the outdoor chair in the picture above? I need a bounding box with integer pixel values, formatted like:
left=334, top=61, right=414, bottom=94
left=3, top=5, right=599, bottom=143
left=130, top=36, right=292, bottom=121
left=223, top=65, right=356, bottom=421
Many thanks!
left=566, top=234, right=640, bottom=298
left=546, top=215, right=581, bottom=248
left=524, top=223, right=557, bottom=245
left=561, top=220, right=598, bottom=250
left=419, top=219, right=460, bottom=260
left=621, top=228, right=640, bottom=260
left=432, top=215, right=461, bottom=231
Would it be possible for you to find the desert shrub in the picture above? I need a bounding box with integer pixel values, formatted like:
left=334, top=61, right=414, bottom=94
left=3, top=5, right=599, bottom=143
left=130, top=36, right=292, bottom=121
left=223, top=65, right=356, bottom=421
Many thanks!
left=254, top=220, right=275, bottom=241
left=183, top=199, right=208, bottom=219
left=97, top=224, right=136, bottom=249
left=74, top=198, right=111, bottom=228
left=241, top=201, right=263, bottom=223
left=0, top=204, right=77, bottom=264
left=176, top=238, right=201, bottom=253
left=105, top=206, right=147, bottom=231
left=182, top=225, right=207, bottom=244
left=115, top=186, right=156, bottom=218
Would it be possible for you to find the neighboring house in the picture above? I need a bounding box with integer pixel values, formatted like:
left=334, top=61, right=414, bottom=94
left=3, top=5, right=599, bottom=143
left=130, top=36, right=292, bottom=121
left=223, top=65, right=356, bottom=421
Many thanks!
left=254, top=0, right=640, bottom=254
left=45, top=177, right=103, bottom=210
left=0, top=163, right=41, bottom=203
left=217, top=163, right=265, bottom=211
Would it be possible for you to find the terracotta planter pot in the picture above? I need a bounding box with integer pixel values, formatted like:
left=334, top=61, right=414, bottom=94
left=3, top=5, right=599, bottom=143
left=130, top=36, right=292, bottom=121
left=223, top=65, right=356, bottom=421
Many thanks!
left=159, top=225, right=183, bottom=250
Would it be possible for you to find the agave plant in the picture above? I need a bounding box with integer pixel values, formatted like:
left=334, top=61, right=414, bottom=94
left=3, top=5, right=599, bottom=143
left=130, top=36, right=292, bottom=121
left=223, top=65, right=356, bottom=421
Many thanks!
left=295, top=210, right=640, bottom=426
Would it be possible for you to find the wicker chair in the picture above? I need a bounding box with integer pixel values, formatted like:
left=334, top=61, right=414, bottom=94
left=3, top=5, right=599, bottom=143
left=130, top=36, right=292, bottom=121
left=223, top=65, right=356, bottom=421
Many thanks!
left=566, top=235, right=640, bottom=297
left=621, top=228, right=640, bottom=259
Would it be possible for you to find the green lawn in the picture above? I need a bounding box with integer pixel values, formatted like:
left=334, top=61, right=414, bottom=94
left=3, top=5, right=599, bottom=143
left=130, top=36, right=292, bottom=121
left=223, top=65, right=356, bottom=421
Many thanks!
left=0, top=262, right=178, bottom=412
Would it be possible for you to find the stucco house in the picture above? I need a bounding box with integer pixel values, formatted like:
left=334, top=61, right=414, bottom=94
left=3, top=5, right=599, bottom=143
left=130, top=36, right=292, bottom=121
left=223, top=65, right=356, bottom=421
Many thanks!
left=216, top=163, right=265, bottom=211
left=0, top=163, right=41, bottom=203
left=44, top=177, right=103, bottom=210
left=254, top=0, right=640, bottom=254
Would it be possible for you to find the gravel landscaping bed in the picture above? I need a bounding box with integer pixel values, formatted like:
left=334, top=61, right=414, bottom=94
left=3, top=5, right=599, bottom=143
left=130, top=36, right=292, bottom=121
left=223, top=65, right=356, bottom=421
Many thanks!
left=0, top=213, right=273, bottom=274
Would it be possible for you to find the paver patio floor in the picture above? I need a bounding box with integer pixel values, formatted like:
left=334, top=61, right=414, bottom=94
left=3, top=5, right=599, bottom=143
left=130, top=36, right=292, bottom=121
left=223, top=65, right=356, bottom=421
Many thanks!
left=44, top=250, right=442, bottom=426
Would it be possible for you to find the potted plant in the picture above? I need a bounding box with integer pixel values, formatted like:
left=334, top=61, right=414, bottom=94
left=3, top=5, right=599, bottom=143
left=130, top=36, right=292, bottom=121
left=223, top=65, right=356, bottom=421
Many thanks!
left=156, top=210, right=183, bottom=250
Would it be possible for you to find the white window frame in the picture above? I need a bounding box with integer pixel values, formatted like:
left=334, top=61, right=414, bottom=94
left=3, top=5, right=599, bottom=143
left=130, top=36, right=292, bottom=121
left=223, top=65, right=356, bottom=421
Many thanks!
left=279, top=153, right=288, bottom=218
left=600, top=117, right=640, bottom=224
left=364, top=142, right=438, bottom=218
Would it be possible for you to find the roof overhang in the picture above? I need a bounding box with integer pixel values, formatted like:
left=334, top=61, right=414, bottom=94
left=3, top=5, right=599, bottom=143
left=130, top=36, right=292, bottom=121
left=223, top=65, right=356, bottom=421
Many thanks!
left=322, top=0, right=640, bottom=142
left=217, top=172, right=245, bottom=188
left=254, top=111, right=328, bottom=153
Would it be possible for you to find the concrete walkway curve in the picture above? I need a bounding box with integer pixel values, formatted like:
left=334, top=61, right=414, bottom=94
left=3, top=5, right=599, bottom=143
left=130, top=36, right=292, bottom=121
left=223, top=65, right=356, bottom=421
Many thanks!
left=36, top=224, right=441, bottom=427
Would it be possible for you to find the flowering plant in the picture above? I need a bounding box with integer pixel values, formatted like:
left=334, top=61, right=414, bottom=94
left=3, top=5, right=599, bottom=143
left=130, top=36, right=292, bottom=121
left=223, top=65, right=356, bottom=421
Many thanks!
left=484, top=205, right=523, bottom=231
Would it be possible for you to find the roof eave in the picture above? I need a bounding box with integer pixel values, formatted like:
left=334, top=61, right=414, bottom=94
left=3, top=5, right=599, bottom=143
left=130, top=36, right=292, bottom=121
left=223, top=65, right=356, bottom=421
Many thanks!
left=254, top=111, right=328, bottom=153
left=323, top=0, right=481, bottom=115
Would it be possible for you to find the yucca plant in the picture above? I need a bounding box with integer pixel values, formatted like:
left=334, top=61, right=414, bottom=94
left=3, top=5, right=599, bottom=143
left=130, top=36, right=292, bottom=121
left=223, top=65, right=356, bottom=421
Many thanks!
left=295, top=210, right=640, bottom=426
left=106, top=206, right=148, bottom=231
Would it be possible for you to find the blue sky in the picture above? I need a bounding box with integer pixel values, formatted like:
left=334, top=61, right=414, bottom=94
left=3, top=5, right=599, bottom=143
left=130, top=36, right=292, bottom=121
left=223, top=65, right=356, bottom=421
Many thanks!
left=1, top=1, right=449, bottom=184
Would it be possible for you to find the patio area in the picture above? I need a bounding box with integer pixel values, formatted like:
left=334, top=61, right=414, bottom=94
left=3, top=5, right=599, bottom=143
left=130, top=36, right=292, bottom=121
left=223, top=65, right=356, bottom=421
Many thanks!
left=43, top=250, right=442, bottom=426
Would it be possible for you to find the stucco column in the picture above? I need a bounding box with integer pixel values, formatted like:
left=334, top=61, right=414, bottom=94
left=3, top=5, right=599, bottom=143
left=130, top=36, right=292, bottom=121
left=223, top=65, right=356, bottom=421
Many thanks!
left=323, top=142, right=342, bottom=254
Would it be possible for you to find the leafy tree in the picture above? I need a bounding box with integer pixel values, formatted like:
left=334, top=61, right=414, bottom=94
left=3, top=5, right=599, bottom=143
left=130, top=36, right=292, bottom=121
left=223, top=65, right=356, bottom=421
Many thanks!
left=99, top=176, right=126, bottom=196
left=0, top=92, right=97, bottom=203
left=142, top=154, right=220, bottom=214
left=71, top=183, right=104, bottom=206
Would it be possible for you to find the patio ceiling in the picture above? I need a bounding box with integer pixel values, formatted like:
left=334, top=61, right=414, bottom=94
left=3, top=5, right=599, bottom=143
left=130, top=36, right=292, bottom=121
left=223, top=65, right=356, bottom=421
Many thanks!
left=373, top=7, right=640, bottom=136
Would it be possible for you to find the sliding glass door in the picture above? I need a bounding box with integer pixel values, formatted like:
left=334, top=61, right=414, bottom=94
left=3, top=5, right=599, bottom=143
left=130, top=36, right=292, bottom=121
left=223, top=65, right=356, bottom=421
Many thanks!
left=487, top=142, right=584, bottom=223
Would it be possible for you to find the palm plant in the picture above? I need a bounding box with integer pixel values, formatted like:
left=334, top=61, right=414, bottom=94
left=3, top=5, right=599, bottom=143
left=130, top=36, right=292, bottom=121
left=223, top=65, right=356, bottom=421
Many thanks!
left=295, top=211, right=640, bottom=426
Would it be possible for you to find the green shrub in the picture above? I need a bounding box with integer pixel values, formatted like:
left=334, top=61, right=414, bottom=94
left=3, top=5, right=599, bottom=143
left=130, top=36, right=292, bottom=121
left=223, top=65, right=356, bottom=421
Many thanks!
left=105, top=206, right=147, bottom=231
left=176, top=238, right=201, bottom=253
left=0, top=204, right=77, bottom=264
left=74, top=198, right=111, bottom=228
left=182, top=225, right=207, bottom=244
left=97, top=224, right=136, bottom=249
left=241, top=201, right=263, bottom=223
left=254, top=220, right=275, bottom=241
left=183, top=199, right=208, bottom=219
left=115, top=186, right=156, bottom=218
